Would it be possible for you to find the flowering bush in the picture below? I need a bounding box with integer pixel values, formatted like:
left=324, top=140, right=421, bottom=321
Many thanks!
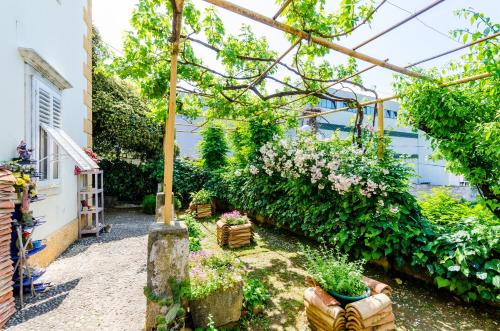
left=220, top=211, right=249, bottom=226
left=189, top=251, right=243, bottom=300
left=203, top=132, right=498, bottom=303
left=219, top=133, right=422, bottom=263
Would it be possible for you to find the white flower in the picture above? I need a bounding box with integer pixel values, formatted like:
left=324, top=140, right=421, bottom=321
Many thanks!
left=389, top=206, right=399, bottom=214
left=234, top=170, right=242, bottom=177
left=378, top=200, right=384, bottom=207
left=382, top=169, right=389, bottom=175
left=249, top=165, right=259, bottom=175
left=318, top=184, right=325, bottom=190
left=448, top=265, right=460, bottom=272
left=476, top=272, right=487, bottom=280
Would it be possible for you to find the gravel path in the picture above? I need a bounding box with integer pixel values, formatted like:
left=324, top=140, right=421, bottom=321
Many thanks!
left=6, top=210, right=153, bottom=331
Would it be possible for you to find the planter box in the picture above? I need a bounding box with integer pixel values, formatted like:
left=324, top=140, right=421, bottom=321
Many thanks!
left=193, top=203, right=212, bottom=218
left=216, top=221, right=253, bottom=248
left=190, top=281, right=243, bottom=328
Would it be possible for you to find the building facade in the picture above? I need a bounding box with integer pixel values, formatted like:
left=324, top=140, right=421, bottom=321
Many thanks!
left=0, top=0, right=93, bottom=266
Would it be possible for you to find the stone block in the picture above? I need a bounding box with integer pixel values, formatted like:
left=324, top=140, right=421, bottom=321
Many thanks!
left=145, top=221, right=189, bottom=330
left=190, top=281, right=243, bottom=328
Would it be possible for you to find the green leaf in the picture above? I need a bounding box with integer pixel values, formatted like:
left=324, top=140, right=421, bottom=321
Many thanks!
left=436, top=277, right=451, bottom=288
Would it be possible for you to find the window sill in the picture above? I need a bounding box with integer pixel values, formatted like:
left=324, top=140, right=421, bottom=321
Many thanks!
left=37, top=181, right=62, bottom=197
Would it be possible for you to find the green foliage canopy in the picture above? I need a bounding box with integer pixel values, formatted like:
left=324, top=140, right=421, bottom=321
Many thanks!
left=92, top=28, right=163, bottom=160
left=394, top=10, right=500, bottom=215
left=114, top=0, right=378, bottom=121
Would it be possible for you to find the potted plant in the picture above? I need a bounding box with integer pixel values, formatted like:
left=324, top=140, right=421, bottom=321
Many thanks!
left=188, top=251, right=244, bottom=327
left=302, top=246, right=370, bottom=306
left=189, top=189, right=213, bottom=218
left=217, top=211, right=253, bottom=248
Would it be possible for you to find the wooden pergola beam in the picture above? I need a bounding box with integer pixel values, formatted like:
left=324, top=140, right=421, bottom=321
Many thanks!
left=203, top=0, right=428, bottom=80
left=353, top=0, right=446, bottom=50
left=273, top=0, right=293, bottom=20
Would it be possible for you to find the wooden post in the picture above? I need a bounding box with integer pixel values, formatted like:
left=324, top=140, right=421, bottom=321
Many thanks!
left=163, top=0, right=185, bottom=224
left=377, top=102, right=384, bottom=159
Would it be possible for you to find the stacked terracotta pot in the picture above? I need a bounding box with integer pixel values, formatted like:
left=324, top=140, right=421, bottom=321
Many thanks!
left=304, top=276, right=395, bottom=331
left=304, top=286, right=346, bottom=331
left=0, top=169, right=16, bottom=327
left=345, top=293, right=394, bottom=330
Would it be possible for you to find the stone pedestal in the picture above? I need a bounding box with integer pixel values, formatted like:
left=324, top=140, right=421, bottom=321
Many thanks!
left=145, top=193, right=189, bottom=330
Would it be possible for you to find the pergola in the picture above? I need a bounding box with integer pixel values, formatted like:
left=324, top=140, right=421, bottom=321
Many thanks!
left=161, top=0, right=497, bottom=224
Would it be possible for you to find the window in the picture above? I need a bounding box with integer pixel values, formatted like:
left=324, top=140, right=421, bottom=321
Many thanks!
left=32, top=77, right=62, bottom=182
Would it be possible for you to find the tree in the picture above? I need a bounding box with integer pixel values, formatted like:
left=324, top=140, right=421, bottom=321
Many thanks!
left=394, top=10, right=500, bottom=216
left=92, top=27, right=163, bottom=160
left=113, top=0, right=381, bottom=122
left=199, top=125, right=228, bottom=170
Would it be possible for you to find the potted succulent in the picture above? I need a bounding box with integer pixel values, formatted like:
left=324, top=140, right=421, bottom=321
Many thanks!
left=302, top=246, right=370, bottom=306
left=189, top=189, right=213, bottom=218
left=188, top=251, right=244, bottom=327
left=217, top=211, right=253, bottom=248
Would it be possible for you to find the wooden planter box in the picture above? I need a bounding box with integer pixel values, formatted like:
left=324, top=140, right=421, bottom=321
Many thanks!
left=216, top=221, right=253, bottom=248
left=193, top=203, right=212, bottom=218
left=190, top=281, right=243, bottom=328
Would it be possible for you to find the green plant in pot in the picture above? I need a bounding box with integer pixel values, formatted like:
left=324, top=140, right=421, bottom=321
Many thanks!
left=302, top=246, right=369, bottom=306
left=190, top=189, right=212, bottom=205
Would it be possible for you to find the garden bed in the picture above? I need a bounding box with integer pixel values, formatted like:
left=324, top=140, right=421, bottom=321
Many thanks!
left=195, top=215, right=500, bottom=330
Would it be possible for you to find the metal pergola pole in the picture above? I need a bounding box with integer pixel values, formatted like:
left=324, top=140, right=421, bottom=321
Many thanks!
left=163, top=0, right=185, bottom=224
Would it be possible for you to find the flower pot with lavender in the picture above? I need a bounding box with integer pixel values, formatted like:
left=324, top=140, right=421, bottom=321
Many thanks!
left=216, top=211, right=253, bottom=248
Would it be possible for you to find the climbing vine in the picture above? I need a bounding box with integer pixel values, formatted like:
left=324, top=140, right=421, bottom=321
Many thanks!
left=394, top=10, right=500, bottom=216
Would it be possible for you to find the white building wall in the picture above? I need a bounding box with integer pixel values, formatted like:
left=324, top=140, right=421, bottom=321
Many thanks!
left=0, top=0, right=88, bottom=239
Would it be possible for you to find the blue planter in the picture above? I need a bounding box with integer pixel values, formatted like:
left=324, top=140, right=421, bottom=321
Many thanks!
left=329, top=287, right=370, bottom=306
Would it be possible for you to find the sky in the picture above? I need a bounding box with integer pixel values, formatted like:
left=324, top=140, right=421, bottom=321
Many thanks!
left=93, top=0, right=499, bottom=96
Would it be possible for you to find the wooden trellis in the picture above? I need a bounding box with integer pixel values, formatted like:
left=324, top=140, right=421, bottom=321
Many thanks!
left=162, top=0, right=497, bottom=224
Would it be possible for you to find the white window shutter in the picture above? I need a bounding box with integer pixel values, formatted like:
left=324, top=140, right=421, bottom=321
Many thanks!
left=52, top=95, right=62, bottom=128
left=38, top=86, right=52, bottom=125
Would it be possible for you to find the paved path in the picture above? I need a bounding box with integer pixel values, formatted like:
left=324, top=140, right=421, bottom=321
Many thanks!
left=6, top=210, right=153, bottom=331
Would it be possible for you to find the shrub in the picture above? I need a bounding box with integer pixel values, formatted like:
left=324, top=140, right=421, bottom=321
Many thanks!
left=189, top=251, right=243, bottom=300
left=207, top=132, right=499, bottom=303
left=216, top=133, right=423, bottom=263
left=172, top=158, right=208, bottom=208
left=419, top=187, right=498, bottom=227
left=302, top=246, right=367, bottom=297
left=100, top=159, right=157, bottom=202
left=243, top=278, right=271, bottom=316
left=199, top=126, right=228, bottom=171
left=180, top=214, right=203, bottom=252
left=190, top=189, right=212, bottom=205
left=142, top=194, right=156, bottom=214
left=413, top=219, right=499, bottom=302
